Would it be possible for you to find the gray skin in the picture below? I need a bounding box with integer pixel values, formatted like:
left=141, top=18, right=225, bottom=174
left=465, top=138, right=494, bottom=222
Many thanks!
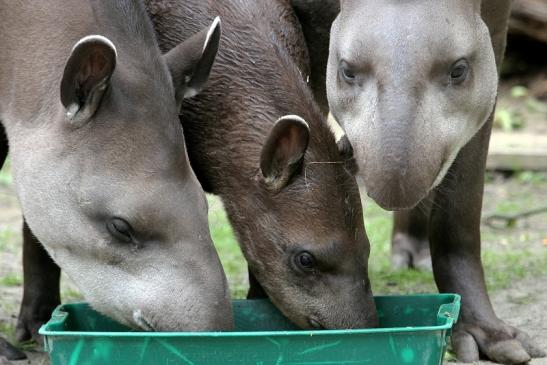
left=291, top=0, right=546, bottom=363
left=145, top=0, right=378, bottom=331
left=0, top=0, right=232, bottom=359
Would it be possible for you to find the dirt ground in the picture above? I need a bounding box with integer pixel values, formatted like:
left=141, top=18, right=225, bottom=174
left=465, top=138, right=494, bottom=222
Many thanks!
left=450, top=277, right=547, bottom=365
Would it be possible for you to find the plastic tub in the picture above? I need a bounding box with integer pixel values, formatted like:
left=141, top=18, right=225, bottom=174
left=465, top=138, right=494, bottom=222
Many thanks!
left=39, top=294, right=460, bottom=365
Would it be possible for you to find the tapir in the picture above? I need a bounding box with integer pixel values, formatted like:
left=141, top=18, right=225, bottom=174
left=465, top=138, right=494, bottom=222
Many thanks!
left=291, top=0, right=546, bottom=364
left=0, top=0, right=232, bottom=360
left=145, top=0, right=378, bottom=330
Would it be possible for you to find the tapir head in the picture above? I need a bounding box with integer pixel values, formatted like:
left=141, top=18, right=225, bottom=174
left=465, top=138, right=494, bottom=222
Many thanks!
left=12, top=16, right=233, bottom=331
left=223, top=114, right=377, bottom=330
left=327, top=0, right=498, bottom=209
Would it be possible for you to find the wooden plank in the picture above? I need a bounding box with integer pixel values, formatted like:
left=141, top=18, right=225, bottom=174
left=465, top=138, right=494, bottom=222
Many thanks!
left=509, top=0, right=547, bottom=43
left=487, top=131, right=547, bottom=170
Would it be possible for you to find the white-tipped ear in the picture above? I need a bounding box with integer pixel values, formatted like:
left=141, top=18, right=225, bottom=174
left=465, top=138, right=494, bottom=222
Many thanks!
left=204, top=17, right=221, bottom=53
left=260, top=115, right=310, bottom=191
left=164, top=16, right=222, bottom=108
left=327, top=112, right=345, bottom=143
left=60, top=35, right=117, bottom=127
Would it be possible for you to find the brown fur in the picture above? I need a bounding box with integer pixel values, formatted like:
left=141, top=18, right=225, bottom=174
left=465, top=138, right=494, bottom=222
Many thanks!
left=146, top=0, right=378, bottom=329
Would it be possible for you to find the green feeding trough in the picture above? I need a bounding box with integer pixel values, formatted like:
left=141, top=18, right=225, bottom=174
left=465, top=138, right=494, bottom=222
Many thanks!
left=39, top=294, right=460, bottom=365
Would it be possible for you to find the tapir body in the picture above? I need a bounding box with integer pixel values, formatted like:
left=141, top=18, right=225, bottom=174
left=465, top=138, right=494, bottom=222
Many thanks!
left=291, top=0, right=545, bottom=363
left=0, top=0, right=232, bottom=359
left=146, top=0, right=378, bottom=330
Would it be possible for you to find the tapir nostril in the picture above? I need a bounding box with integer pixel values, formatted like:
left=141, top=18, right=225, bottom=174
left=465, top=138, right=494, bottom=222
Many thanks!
left=133, top=310, right=156, bottom=332
left=308, top=318, right=324, bottom=329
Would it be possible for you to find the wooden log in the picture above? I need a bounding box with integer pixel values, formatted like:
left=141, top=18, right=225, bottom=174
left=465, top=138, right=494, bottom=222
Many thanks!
left=509, top=0, right=547, bottom=43
left=487, top=131, right=547, bottom=170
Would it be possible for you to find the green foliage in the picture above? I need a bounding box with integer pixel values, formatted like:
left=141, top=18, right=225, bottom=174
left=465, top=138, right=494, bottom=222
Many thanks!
left=0, top=227, right=17, bottom=251
left=494, top=107, right=524, bottom=131
left=61, top=288, right=84, bottom=302
left=0, top=273, right=22, bottom=287
left=207, top=195, right=248, bottom=298
left=0, top=159, right=12, bottom=186
left=515, top=171, right=546, bottom=185
left=0, top=321, right=16, bottom=343
left=510, top=85, right=528, bottom=98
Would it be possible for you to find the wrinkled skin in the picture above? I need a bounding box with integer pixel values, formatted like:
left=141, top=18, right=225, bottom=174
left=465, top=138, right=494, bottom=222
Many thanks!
left=146, top=0, right=378, bottom=330
left=0, top=1, right=232, bottom=358
left=291, top=0, right=546, bottom=363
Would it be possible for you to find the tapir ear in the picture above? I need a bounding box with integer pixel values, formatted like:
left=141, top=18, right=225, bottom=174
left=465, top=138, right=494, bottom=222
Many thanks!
left=260, top=115, right=310, bottom=191
left=164, top=17, right=221, bottom=109
left=327, top=112, right=358, bottom=175
left=60, top=35, right=117, bottom=127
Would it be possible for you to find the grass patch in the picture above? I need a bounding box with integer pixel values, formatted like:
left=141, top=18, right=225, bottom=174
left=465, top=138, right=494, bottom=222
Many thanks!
left=207, top=195, right=248, bottom=298
left=0, top=159, right=12, bottom=186
left=483, top=250, right=547, bottom=291
left=0, top=273, right=22, bottom=287
left=0, top=321, right=16, bottom=344
left=0, top=226, right=19, bottom=252
left=61, top=286, right=84, bottom=302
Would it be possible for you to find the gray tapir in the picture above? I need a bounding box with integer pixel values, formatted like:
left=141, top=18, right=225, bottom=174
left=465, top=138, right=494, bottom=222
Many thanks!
left=146, top=0, right=378, bottom=331
left=291, top=0, right=546, bottom=364
left=0, top=0, right=232, bottom=359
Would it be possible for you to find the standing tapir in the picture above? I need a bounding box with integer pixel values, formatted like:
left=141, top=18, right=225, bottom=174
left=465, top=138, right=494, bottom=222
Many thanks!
left=0, top=0, right=232, bottom=360
left=145, top=0, right=378, bottom=330
left=291, top=0, right=546, bottom=364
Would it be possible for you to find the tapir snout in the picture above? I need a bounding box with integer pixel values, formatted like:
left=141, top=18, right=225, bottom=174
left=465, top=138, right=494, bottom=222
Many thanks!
left=358, top=88, right=446, bottom=209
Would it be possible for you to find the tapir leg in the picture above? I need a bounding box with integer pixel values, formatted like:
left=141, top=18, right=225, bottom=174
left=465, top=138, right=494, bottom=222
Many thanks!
left=430, top=2, right=544, bottom=363
left=15, top=222, right=60, bottom=344
left=391, top=201, right=432, bottom=270
left=0, top=123, right=27, bottom=361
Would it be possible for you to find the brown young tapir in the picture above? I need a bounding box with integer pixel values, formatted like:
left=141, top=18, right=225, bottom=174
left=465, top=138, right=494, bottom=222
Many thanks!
left=0, top=0, right=233, bottom=360
left=145, top=0, right=379, bottom=331
left=291, top=0, right=546, bottom=364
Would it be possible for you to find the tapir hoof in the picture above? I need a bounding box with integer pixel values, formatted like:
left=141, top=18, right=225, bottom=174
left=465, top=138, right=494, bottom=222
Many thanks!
left=0, top=338, right=26, bottom=361
left=391, top=233, right=432, bottom=270
left=15, top=317, right=45, bottom=346
left=451, top=320, right=546, bottom=364
left=15, top=300, right=58, bottom=346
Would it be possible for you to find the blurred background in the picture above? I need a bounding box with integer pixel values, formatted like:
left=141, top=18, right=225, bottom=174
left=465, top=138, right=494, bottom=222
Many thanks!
left=0, top=1, right=546, bottom=363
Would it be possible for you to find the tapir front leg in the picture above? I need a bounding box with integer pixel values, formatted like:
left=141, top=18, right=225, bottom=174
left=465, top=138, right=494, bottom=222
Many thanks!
left=15, top=222, right=60, bottom=344
left=430, top=1, right=545, bottom=363
left=430, top=115, right=545, bottom=364
left=391, top=201, right=432, bottom=270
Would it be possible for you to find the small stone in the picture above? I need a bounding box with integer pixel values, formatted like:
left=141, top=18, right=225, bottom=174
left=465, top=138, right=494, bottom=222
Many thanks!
left=0, top=356, right=13, bottom=365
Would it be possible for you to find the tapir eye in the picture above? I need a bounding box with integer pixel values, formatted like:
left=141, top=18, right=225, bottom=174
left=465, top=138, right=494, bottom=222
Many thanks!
left=107, top=218, right=134, bottom=243
left=339, top=61, right=356, bottom=83
left=295, top=251, right=316, bottom=272
left=450, top=59, right=469, bottom=84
